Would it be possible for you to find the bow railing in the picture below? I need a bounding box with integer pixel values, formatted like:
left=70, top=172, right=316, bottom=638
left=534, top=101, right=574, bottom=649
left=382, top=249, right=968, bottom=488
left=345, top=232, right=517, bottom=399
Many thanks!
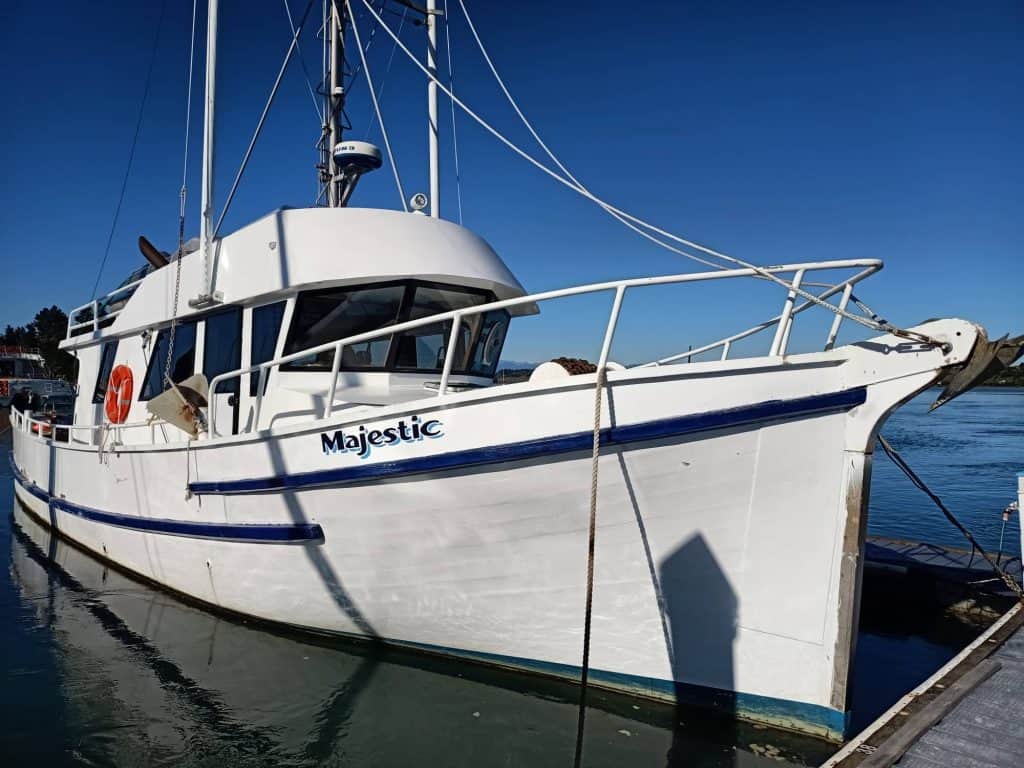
left=207, top=259, right=883, bottom=438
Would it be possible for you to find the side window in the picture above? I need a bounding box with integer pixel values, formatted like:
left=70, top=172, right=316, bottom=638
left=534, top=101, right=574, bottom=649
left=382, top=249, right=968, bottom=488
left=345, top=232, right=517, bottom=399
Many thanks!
left=92, top=341, right=119, bottom=404
left=203, top=307, right=243, bottom=394
left=250, top=301, right=285, bottom=395
left=140, top=322, right=197, bottom=401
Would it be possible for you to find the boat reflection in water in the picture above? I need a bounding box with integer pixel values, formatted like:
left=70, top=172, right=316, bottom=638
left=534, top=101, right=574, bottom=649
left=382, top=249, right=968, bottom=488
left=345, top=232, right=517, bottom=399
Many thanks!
left=9, top=502, right=831, bottom=767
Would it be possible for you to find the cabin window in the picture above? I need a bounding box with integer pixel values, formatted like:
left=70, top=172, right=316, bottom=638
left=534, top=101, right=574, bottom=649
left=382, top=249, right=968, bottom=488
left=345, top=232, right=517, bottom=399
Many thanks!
left=140, top=322, right=197, bottom=401
left=283, top=284, right=406, bottom=370
left=0, top=360, right=14, bottom=377
left=282, top=281, right=503, bottom=375
left=92, top=341, right=119, bottom=404
left=392, top=285, right=489, bottom=371
left=203, top=307, right=243, bottom=394
left=250, top=301, right=286, bottom=395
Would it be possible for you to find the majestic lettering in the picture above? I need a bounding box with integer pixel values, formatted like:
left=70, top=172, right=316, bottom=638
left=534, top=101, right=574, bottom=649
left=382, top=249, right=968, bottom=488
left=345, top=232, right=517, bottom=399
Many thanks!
left=320, top=415, right=444, bottom=459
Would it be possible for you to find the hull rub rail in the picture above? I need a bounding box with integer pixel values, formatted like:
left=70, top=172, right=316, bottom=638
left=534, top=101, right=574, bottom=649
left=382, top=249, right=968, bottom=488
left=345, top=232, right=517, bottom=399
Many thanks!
left=190, top=386, right=868, bottom=496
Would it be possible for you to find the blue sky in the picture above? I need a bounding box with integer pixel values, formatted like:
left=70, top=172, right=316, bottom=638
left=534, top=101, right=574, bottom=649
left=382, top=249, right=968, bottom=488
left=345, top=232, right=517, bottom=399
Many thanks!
left=1, top=0, right=1020, bottom=364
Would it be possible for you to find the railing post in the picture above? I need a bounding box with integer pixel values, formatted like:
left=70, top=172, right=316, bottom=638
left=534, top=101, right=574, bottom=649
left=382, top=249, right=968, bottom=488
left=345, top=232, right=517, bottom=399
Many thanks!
left=252, top=366, right=268, bottom=432
left=597, top=286, right=626, bottom=369
left=720, top=340, right=731, bottom=361
left=824, top=283, right=853, bottom=351
left=438, top=313, right=462, bottom=396
left=323, top=344, right=343, bottom=418
left=770, top=269, right=805, bottom=357
left=92, top=300, right=99, bottom=332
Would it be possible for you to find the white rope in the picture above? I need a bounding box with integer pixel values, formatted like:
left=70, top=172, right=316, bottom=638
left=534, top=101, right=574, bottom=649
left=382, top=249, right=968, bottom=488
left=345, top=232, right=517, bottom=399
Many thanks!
left=358, top=0, right=945, bottom=348
left=454, top=0, right=719, bottom=269
left=443, top=0, right=464, bottom=225
left=345, top=0, right=408, bottom=211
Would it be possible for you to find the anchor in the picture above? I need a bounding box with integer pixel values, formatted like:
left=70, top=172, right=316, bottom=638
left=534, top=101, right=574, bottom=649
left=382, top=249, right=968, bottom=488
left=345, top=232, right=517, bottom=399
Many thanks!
left=930, top=329, right=1024, bottom=411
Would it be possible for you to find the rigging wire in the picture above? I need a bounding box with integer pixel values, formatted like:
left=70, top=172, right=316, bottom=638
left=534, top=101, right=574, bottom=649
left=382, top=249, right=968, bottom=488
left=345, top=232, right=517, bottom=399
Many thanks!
left=163, top=0, right=200, bottom=387
left=345, top=0, right=408, bottom=210
left=442, top=0, right=464, bottom=225
left=213, top=0, right=316, bottom=239
left=358, top=0, right=946, bottom=349
left=879, top=436, right=1024, bottom=601
left=90, top=0, right=168, bottom=300
left=362, top=6, right=408, bottom=137
left=345, top=0, right=387, bottom=90
left=283, top=0, right=325, bottom=123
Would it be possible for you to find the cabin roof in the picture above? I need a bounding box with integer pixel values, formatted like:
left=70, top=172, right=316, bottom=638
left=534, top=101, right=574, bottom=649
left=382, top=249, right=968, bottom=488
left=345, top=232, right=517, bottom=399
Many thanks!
left=63, top=207, right=530, bottom=349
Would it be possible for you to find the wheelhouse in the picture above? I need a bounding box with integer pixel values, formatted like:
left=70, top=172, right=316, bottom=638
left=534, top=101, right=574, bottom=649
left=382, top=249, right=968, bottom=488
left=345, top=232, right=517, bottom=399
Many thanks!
left=59, top=207, right=530, bottom=443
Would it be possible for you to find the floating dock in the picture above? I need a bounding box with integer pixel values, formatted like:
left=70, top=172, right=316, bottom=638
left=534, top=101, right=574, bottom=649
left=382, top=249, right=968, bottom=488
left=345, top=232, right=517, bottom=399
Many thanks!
left=865, top=535, right=1022, bottom=602
left=824, top=601, right=1024, bottom=767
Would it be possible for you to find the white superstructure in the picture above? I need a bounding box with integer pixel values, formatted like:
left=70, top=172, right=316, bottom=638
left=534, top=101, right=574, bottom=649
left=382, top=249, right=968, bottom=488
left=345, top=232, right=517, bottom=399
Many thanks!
left=9, top=0, right=1019, bottom=742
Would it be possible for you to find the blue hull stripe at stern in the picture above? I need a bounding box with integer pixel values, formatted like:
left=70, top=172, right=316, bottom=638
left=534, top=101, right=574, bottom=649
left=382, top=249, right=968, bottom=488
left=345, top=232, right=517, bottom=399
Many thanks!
left=190, top=386, right=868, bottom=496
left=9, top=455, right=323, bottom=543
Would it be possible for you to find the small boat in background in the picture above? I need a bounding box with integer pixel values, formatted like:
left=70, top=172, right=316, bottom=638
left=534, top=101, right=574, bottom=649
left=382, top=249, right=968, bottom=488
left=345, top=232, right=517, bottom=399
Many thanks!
left=0, top=346, right=74, bottom=409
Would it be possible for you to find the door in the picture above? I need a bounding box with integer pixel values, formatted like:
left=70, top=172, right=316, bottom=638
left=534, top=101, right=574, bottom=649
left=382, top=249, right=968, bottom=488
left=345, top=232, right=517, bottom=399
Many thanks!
left=202, top=307, right=243, bottom=436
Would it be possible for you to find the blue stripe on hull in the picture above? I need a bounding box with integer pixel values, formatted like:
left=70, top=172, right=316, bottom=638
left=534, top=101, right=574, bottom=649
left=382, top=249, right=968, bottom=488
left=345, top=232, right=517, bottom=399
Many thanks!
left=9, top=456, right=323, bottom=543
left=191, top=386, right=868, bottom=496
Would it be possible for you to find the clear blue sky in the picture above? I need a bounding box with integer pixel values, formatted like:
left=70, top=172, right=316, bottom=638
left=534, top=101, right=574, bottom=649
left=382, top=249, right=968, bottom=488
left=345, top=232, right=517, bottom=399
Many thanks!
left=1, top=0, right=1020, bottom=364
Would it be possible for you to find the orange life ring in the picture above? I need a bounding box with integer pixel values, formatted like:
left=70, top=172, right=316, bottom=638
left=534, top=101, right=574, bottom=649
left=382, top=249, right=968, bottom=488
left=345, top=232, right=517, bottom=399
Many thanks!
left=104, top=365, right=134, bottom=424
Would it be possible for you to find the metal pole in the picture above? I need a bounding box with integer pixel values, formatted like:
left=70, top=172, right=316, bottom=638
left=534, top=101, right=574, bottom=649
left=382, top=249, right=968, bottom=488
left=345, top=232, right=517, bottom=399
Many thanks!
left=427, top=0, right=440, bottom=217
left=438, top=314, right=462, bottom=395
left=199, top=0, right=217, bottom=297
left=328, top=1, right=344, bottom=206
left=825, top=283, right=854, bottom=351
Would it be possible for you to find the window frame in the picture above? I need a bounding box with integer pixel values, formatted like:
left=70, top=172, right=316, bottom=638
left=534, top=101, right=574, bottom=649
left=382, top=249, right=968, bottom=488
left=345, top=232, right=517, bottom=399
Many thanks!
left=92, top=340, right=119, bottom=404
left=202, top=306, right=243, bottom=395
left=282, top=279, right=498, bottom=375
left=139, top=320, right=198, bottom=402
left=249, top=300, right=287, bottom=396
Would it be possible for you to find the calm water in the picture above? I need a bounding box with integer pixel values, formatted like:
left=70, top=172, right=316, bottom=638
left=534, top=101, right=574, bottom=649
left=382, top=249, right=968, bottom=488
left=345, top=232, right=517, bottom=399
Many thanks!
left=870, top=387, right=1023, bottom=556
left=1, top=388, right=1020, bottom=766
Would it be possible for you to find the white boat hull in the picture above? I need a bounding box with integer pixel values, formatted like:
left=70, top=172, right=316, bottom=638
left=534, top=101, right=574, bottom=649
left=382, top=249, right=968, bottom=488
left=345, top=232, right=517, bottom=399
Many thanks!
left=10, top=320, right=979, bottom=740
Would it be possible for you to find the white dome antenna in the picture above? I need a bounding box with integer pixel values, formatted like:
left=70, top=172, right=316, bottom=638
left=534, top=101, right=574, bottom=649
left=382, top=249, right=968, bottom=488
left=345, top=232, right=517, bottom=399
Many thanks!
left=332, top=141, right=383, bottom=206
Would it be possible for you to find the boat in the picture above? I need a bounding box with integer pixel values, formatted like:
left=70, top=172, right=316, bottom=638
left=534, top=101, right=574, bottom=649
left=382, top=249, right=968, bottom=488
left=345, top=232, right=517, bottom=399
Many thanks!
left=0, top=346, right=74, bottom=409
left=9, top=0, right=1021, bottom=741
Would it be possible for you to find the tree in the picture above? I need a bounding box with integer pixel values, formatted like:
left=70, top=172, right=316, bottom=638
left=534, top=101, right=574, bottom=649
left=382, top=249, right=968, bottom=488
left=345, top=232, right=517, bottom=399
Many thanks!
left=33, top=306, right=77, bottom=381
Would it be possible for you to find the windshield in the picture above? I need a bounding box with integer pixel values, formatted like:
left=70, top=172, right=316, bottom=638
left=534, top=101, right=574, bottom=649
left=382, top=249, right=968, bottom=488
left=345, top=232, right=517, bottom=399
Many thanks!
left=283, top=281, right=508, bottom=377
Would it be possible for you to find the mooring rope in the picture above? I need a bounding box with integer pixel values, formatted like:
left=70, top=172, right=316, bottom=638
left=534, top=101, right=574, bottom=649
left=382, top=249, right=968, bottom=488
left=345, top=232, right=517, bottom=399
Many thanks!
left=574, top=366, right=606, bottom=768
left=878, top=435, right=1024, bottom=601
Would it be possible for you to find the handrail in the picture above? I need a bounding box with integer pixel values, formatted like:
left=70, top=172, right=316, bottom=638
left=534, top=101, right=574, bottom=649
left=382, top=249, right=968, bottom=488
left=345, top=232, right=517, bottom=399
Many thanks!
left=66, top=278, right=146, bottom=338
left=644, top=265, right=878, bottom=366
left=10, top=406, right=154, bottom=445
left=208, top=259, right=882, bottom=437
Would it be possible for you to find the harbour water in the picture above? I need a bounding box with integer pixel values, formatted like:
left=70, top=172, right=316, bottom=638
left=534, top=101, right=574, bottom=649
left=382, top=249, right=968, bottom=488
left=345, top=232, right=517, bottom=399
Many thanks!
left=2, top=387, right=1020, bottom=766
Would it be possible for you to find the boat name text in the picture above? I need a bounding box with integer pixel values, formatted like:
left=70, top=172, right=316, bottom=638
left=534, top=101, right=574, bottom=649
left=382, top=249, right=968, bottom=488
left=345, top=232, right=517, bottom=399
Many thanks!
left=320, top=415, right=443, bottom=459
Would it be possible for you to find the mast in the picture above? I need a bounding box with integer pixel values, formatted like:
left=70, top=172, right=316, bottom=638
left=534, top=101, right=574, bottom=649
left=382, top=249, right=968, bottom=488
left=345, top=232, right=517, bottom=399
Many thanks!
left=325, top=1, right=346, bottom=207
left=194, top=0, right=220, bottom=307
left=426, top=0, right=439, bottom=217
